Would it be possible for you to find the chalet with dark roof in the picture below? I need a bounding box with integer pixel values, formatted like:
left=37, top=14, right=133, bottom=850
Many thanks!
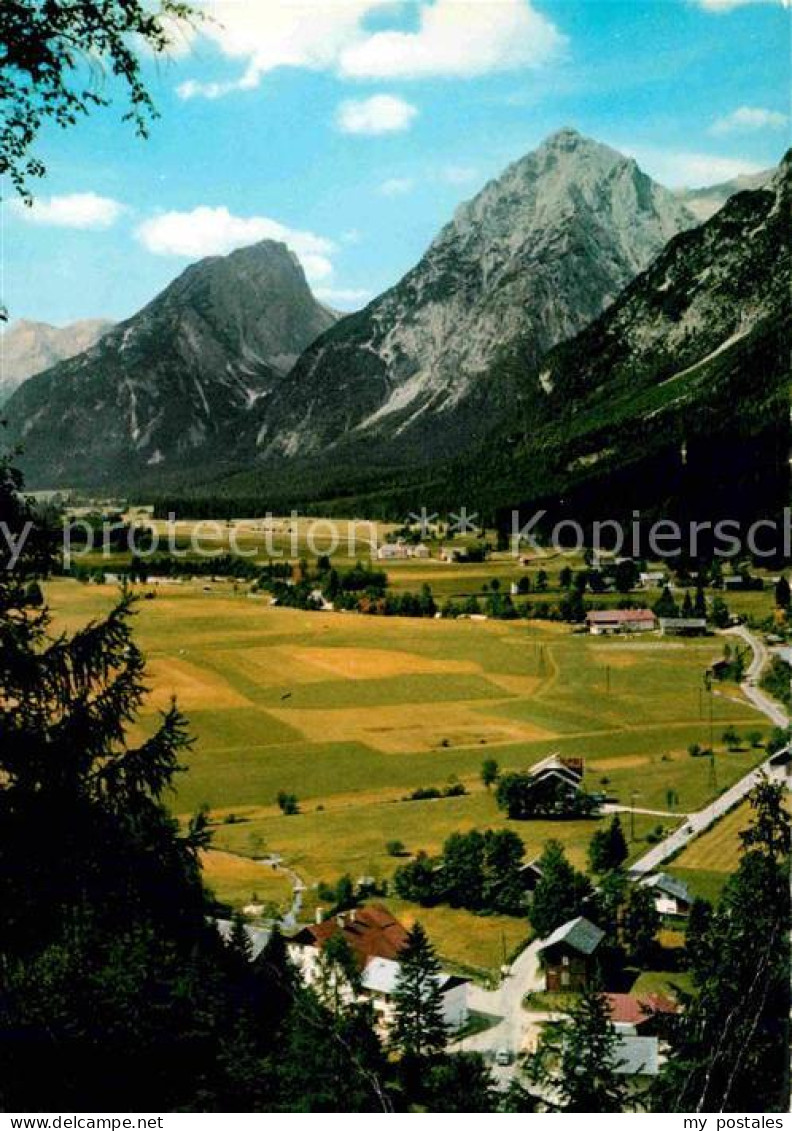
left=537, top=915, right=605, bottom=991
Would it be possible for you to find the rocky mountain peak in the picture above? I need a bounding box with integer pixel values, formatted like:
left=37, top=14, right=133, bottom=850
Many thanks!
left=3, top=240, right=337, bottom=487
left=257, top=131, right=697, bottom=464
left=0, top=317, right=114, bottom=402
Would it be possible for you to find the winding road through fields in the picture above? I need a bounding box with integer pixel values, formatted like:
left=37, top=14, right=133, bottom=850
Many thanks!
left=463, top=622, right=790, bottom=1073
left=628, top=625, right=789, bottom=875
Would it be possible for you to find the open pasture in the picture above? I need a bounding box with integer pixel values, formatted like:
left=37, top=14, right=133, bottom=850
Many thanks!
left=45, top=579, right=770, bottom=972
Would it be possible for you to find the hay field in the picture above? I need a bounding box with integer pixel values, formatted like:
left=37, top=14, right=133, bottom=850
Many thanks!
left=45, top=579, right=770, bottom=973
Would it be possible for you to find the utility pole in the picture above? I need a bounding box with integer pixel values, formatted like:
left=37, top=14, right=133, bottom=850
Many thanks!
left=709, top=689, right=715, bottom=749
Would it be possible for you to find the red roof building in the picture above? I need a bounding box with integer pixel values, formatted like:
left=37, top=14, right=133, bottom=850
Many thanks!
left=291, top=904, right=410, bottom=968
left=604, top=992, right=680, bottom=1036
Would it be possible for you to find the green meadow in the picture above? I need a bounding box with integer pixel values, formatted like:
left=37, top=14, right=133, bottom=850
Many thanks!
left=45, top=578, right=770, bottom=975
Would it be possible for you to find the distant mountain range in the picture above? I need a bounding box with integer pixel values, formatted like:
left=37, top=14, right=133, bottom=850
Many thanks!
left=1, top=318, right=113, bottom=404
left=445, top=151, right=790, bottom=531
left=255, top=129, right=697, bottom=467
left=675, top=168, right=774, bottom=221
left=5, top=243, right=336, bottom=486
left=4, top=129, right=787, bottom=527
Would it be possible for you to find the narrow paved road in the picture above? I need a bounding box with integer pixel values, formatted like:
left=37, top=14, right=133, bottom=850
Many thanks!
left=452, top=937, right=547, bottom=1085
left=629, top=624, right=789, bottom=876
left=461, top=623, right=790, bottom=1074
left=727, top=623, right=789, bottom=727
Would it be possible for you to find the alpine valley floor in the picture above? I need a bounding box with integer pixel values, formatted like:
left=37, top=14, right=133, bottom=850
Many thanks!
left=45, top=577, right=772, bottom=978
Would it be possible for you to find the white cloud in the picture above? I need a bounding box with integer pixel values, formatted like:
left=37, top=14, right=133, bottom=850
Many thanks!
left=339, top=0, right=565, bottom=79
left=135, top=206, right=335, bottom=281
left=696, top=0, right=788, bottom=11
left=378, top=177, right=415, bottom=196
left=336, top=94, right=417, bottom=135
left=12, top=192, right=124, bottom=230
left=710, top=105, right=788, bottom=134
left=177, top=0, right=565, bottom=98
left=178, top=0, right=391, bottom=98
left=626, top=147, right=766, bottom=188
left=314, top=286, right=371, bottom=308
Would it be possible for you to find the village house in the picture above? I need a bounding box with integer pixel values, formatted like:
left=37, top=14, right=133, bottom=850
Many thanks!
left=528, top=754, right=584, bottom=790
left=309, top=588, right=334, bottom=611
left=537, top=915, right=605, bottom=991
left=658, top=617, right=708, bottom=637
left=639, top=571, right=667, bottom=588
left=639, top=873, right=692, bottom=917
left=586, top=609, right=656, bottom=635
left=361, top=956, right=468, bottom=1032
left=604, top=992, right=680, bottom=1039
left=439, top=545, right=463, bottom=563
left=516, top=754, right=588, bottom=816
left=216, top=919, right=270, bottom=961
left=288, top=905, right=469, bottom=1033
left=518, top=857, right=545, bottom=898
left=376, top=541, right=430, bottom=561
left=612, top=1034, right=660, bottom=1079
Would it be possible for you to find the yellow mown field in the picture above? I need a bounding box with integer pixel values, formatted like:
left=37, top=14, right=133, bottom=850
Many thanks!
left=44, top=578, right=771, bottom=974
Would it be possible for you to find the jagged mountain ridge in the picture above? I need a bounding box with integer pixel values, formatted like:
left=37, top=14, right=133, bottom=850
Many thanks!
left=253, top=128, right=697, bottom=465
left=0, top=318, right=114, bottom=403
left=5, top=242, right=337, bottom=486
left=449, top=151, right=791, bottom=527
left=675, top=168, right=774, bottom=221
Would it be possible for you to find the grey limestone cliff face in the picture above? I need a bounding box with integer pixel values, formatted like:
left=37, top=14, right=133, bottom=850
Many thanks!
left=255, top=128, right=697, bottom=463
left=4, top=241, right=337, bottom=486
left=0, top=318, right=114, bottom=403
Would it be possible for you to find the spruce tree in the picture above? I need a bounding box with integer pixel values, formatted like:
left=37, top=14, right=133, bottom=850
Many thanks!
left=588, top=816, right=628, bottom=873
left=391, top=923, right=448, bottom=1061
left=0, top=455, right=253, bottom=1110
left=653, top=779, right=791, bottom=1112
left=525, top=986, right=627, bottom=1111
left=530, top=840, right=592, bottom=937
left=622, top=885, right=660, bottom=965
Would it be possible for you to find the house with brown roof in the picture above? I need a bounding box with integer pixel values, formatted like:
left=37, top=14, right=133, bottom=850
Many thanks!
left=290, top=904, right=410, bottom=965
left=288, top=905, right=469, bottom=1033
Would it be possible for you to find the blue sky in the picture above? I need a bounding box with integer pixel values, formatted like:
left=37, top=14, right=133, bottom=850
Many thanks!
left=4, top=0, right=789, bottom=325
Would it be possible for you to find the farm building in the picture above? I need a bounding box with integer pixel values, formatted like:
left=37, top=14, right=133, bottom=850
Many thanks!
left=512, top=755, right=587, bottom=816
left=288, top=905, right=468, bottom=1032
left=612, top=1035, right=660, bottom=1078
left=537, top=916, right=604, bottom=991
left=658, top=617, right=708, bottom=637
left=376, top=541, right=430, bottom=561
left=639, top=571, right=667, bottom=588
left=639, top=873, right=692, bottom=917
left=361, top=956, right=469, bottom=1032
left=586, top=609, right=656, bottom=635
left=604, top=993, right=680, bottom=1038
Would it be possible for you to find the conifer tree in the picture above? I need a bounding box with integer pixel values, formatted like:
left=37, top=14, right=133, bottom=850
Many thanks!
left=391, top=923, right=448, bottom=1061
left=530, top=840, right=592, bottom=937
left=653, top=779, right=791, bottom=1112
left=622, top=885, right=660, bottom=965
left=525, top=986, right=627, bottom=1111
